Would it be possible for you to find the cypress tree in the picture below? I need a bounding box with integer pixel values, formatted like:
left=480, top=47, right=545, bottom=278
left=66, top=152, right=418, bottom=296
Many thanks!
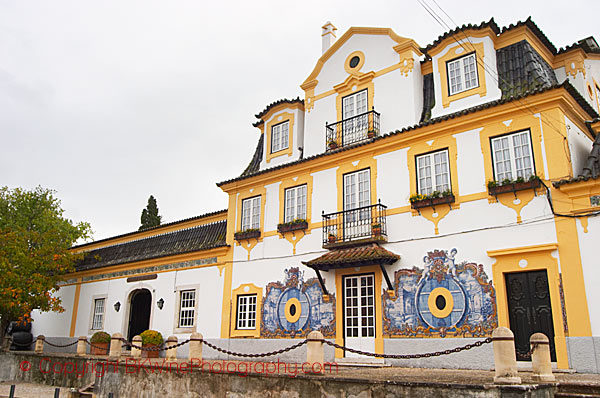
left=139, top=195, right=162, bottom=230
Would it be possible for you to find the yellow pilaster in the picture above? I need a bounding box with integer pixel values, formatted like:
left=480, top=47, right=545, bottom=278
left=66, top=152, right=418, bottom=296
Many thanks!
left=69, top=278, right=82, bottom=337
left=220, top=193, right=237, bottom=338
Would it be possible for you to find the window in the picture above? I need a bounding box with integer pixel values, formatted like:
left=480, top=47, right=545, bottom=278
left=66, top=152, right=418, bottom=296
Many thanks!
left=416, top=150, right=450, bottom=195
left=241, top=196, right=260, bottom=231
left=491, top=130, right=534, bottom=181
left=271, top=121, right=289, bottom=153
left=178, top=290, right=196, bottom=328
left=236, top=294, right=257, bottom=330
left=92, top=298, right=105, bottom=330
left=284, top=185, right=307, bottom=222
left=341, top=90, right=369, bottom=145
left=447, top=53, right=478, bottom=95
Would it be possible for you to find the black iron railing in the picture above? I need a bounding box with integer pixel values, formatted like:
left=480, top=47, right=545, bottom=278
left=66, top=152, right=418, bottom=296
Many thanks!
left=322, top=202, right=387, bottom=247
left=325, top=109, right=380, bottom=151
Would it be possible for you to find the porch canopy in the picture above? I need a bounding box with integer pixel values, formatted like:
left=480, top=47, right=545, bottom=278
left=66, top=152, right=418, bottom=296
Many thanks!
left=302, top=243, right=400, bottom=294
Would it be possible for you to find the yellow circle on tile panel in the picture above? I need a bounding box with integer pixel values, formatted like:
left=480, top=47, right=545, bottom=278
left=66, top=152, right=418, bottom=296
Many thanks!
left=428, top=287, right=454, bottom=319
left=284, top=298, right=302, bottom=323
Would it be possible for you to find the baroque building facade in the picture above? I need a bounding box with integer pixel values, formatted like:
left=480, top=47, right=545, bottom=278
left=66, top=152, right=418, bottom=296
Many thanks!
left=32, top=18, right=600, bottom=373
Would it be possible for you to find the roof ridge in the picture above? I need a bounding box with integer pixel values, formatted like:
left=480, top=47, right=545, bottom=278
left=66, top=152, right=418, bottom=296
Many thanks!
left=422, top=17, right=499, bottom=54
left=254, top=97, right=304, bottom=123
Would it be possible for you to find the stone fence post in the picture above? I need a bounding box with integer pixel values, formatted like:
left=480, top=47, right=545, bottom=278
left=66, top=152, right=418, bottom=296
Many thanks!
left=189, top=332, right=203, bottom=362
left=307, top=331, right=324, bottom=375
left=166, top=336, right=178, bottom=361
left=3, top=336, right=12, bottom=351
left=109, top=333, right=123, bottom=358
left=131, top=335, right=142, bottom=359
left=492, top=327, right=521, bottom=384
left=34, top=335, right=45, bottom=354
left=77, top=336, right=87, bottom=356
left=530, top=333, right=555, bottom=382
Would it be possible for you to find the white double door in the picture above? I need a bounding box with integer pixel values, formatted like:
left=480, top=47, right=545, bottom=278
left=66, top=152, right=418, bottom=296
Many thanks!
left=344, top=274, right=375, bottom=357
left=343, top=169, right=371, bottom=240
left=342, top=90, right=368, bottom=144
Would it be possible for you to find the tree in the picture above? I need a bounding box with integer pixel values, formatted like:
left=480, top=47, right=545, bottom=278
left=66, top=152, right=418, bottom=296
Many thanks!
left=139, top=195, right=162, bottom=230
left=0, top=186, right=92, bottom=337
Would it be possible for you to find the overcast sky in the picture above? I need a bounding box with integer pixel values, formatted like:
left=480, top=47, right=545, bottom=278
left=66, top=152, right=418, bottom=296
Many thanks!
left=1, top=0, right=598, bottom=242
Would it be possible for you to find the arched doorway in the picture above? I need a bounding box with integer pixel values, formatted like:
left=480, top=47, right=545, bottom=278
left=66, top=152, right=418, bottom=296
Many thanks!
left=127, top=289, right=152, bottom=342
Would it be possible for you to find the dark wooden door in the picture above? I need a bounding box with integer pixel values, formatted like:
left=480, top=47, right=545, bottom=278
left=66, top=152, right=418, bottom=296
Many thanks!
left=505, top=270, right=556, bottom=361
left=127, top=289, right=151, bottom=342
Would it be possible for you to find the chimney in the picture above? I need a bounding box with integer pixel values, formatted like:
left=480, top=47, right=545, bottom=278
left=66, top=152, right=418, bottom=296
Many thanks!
left=322, top=21, right=337, bottom=54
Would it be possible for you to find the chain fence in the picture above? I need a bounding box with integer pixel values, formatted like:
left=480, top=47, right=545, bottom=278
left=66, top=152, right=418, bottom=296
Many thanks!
left=5, top=334, right=494, bottom=360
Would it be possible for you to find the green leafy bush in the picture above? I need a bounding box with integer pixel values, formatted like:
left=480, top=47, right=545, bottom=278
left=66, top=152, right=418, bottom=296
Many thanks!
left=90, top=331, right=111, bottom=344
left=140, top=330, right=163, bottom=346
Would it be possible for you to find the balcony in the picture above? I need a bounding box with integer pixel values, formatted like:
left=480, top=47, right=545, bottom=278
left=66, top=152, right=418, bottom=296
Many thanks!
left=322, top=202, right=387, bottom=248
left=325, top=109, right=380, bottom=151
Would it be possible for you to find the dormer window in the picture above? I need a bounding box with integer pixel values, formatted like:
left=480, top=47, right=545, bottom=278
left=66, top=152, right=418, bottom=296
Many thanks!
left=447, top=53, right=478, bottom=95
left=271, top=121, right=289, bottom=153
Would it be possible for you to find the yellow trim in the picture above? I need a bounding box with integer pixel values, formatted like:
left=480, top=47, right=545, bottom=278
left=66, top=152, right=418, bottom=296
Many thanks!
left=69, top=278, right=82, bottom=337
left=344, top=51, right=365, bottom=75
left=255, top=101, right=304, bottom=127
left=438, top=42, right=487, bottom=108
left=496, top=25, right=555, bottom=67
left=334, top=266, right=383, bottom=359
left=278, top=173, right=313, bottom=254
left=302, top=27, right=418, bottom=89
left=230, top=283, right=263, bottom=338
left=554, top=49, right=587, bottom=78
left=478, top=113, right=547, bottom=222
left=284, top=298, right=302, bottom=323
left=220, top=194, right=237, bottom=338
left=334, top=73, right=375, bottom=127
left=265, top=112, right=295, bottom=163
left=421, top=60, right=432, bottom=75
left=336, top=157, right=378, bottom=213
left=427, top=27, right=496, bottom=58
left=73, top=211, right=227, bottom=252
left=487, top=244, right=568, bottom=368
left=407, top=135, right=459, bottom=234
left=220, top=89, right=591, bottom=195
left=235, top=186, right=267, bottom=260
left=428, top=287, right=454, bottom=319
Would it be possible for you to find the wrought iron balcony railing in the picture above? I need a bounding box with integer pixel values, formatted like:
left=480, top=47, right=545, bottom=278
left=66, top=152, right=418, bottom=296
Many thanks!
left=325, top=109, right=380, bottom=151
left=322, top=201, right=387, bottom=248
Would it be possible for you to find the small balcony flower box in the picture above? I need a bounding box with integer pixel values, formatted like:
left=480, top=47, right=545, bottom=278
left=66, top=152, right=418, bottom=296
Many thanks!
left=372, top=223, right=382, bottom=236
left=487, top=177, right=541, bottom=196
left=327, top=140, right=338, bottom=150
left=410, top=193, right=455, bottom=210
left=277, top=219, right=308, bottom=234
left=234, top=229, right=261, bottom=241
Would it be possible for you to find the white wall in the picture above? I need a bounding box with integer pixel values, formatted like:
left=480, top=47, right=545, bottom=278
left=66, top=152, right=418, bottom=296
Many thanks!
left=565, top=115, right=593, bottom=177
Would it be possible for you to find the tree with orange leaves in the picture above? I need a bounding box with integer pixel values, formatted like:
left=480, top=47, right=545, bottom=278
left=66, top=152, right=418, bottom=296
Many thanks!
left=0, top=186, right=92, bottom=338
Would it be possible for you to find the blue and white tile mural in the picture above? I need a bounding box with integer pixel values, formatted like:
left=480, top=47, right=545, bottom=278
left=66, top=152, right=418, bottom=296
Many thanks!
left=261, top=267, right=336, bottom=338
left=383, top=249, right=497, bottom=337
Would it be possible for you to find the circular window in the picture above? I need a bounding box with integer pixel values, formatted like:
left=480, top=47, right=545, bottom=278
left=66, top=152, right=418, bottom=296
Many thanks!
left=289, top=303, right=297, bottom=316
left=435, top=295, right=446, bottom=311
left=349, top=56, right=361, bottom=68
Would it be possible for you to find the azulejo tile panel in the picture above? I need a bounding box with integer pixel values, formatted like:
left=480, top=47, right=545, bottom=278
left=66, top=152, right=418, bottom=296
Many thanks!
left=383, top=249, right=497, bottom=338
left=261, top=267, right=335, bottom=338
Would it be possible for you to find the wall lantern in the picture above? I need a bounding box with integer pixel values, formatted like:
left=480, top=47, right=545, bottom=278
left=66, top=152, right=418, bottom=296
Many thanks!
left=157, top=298, right=164, bottom=310
left=114, top=302, right=121, bottom=312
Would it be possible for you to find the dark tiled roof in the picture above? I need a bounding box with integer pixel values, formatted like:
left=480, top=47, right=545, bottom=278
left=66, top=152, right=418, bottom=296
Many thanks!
left=553, top=122, right=600, bottom=187
left=72, top=209, right=228, bottom=250
left=254, top=97, right=304, bottom=124
left=241, top=133, right=264, bottom=177
left=420, top=73, right=435, bottom=123
left=218, top=81, right=598, bottom=187
left=76, top=221, right=228, bottom=271
left=302, top=244, right=400, bottom=271
left=496, top=40, right=558, bottom=99
left=557, top=37, right=600, bottom=55
left=499, top=17, right=557, bottom=55
left=422, top=18, right=500, bottom=55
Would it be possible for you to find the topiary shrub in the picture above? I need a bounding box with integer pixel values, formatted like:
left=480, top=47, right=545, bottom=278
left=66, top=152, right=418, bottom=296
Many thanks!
left=140, top=330, right=163, bottom=346
left=90, top=331, right=111, bottom=344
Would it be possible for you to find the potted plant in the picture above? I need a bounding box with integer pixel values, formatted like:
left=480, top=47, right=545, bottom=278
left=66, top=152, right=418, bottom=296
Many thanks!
left=90, top=331, right=111, bottom=355
left=328, top=233, right=336, bottom=244
left=372, top=223, right=382, bottom=236
left=327, top=140, right=338, bottom=150
left=487, top=175, right=541, bottom=196
left=410, top=191, right=455, bottom=209
left=367, top=129, right=377, bottom=138
left=234, top=228, right=261, bottom=241
left=277, top=219, right=309, bottom=233
left=140, top=330, right=163, bottom=359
